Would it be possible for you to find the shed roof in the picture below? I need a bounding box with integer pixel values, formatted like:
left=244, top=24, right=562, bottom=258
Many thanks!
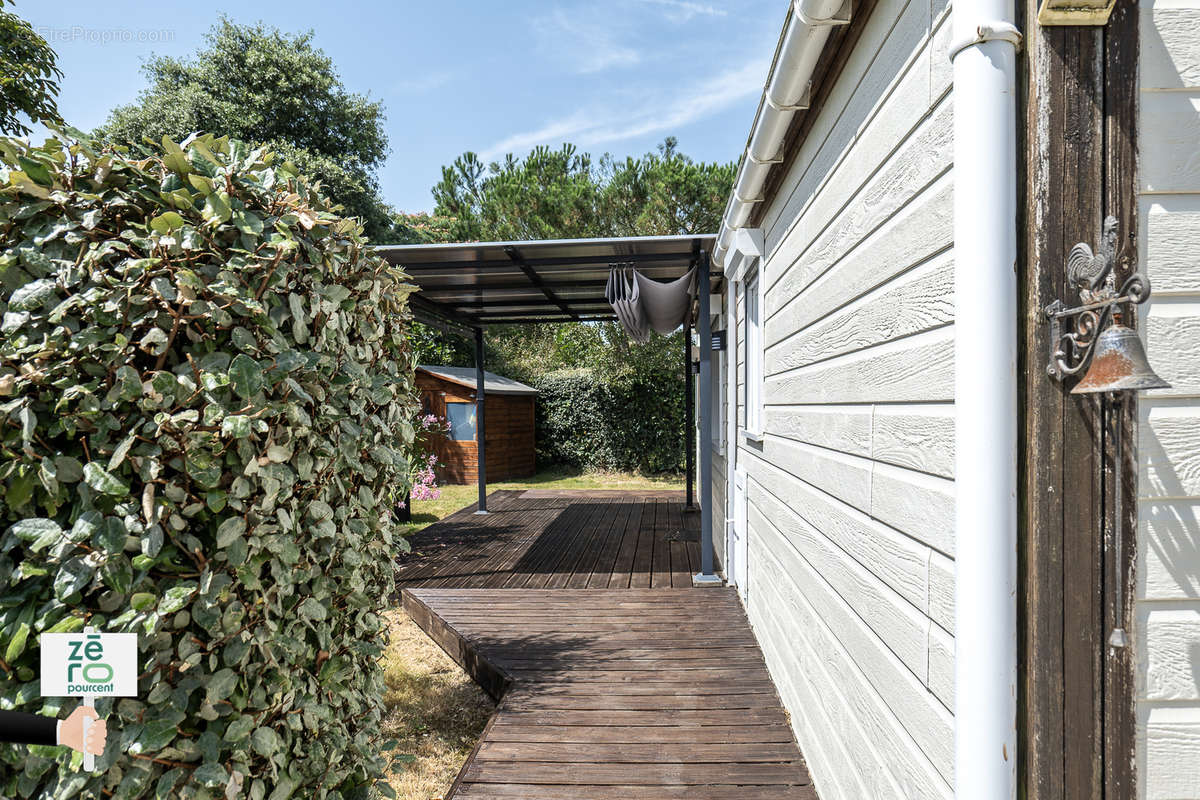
left=377, top=234, right=715, bottom=328
left=417, top=365, right=538, bottom=396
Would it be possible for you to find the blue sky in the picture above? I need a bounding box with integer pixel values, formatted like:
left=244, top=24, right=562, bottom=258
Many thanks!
left=16, top=1, right=784, bottom=213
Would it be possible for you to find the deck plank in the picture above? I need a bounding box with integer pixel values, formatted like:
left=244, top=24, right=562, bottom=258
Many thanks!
left=403, top=588, right=814, bottom=800
left=397, top=490, right=718, bottom=590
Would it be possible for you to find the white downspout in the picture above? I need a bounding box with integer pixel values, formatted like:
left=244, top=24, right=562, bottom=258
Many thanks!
left=951, top=4, right=1021, bottom=800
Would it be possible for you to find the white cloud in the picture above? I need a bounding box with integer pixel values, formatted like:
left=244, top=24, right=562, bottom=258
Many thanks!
left=533, top=8, right=641, bottom=74
left=636, top=0, right=728, bottom=20
left=478, top=56, right=768, bottom=161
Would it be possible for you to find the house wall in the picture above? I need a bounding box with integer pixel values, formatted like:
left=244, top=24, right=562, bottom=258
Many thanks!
left=1136, top=1, right=1200, bottom=796
left=715, top=0, right=955, bottom=796
left=416, top=372, right=536, bottom=485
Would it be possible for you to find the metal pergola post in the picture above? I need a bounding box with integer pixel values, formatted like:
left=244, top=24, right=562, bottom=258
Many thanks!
left=684, top=317, right=695, bottom=510
left=474, top=326, right=488, bottom=515
left=694, top=252, right=720, bottom=585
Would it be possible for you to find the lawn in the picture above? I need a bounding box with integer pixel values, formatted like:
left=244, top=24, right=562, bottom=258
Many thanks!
left=382, top=466, right=682, bottom=799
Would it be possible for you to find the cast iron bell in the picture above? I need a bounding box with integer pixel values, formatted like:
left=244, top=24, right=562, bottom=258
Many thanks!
left=1072, top=321, right=1171, bottom=394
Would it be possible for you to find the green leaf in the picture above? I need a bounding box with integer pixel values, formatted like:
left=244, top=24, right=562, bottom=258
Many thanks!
left=130, top=592, right=157, bottom=611
left=216, top=517, right=246, bottom=547
left=229, top=354, right=263, bottom=399
left=193, top=761, right=228, bottom=788
left=17, top=155, right=53, bottom=186
left=159, top=583, right=196, bottom=614
left=221, top=415, right=252, bottom=438
left=93, top=516, right=126, bottom=553
left=251, top=726, right=280, bottom=757
left=206, top=668, right=239, bottom=702
left=150, top=211, right=186, bottom=234
left=83, top=462, right=130, bottom=496
left=202, top=192, right=233, bottom=225
left=232, top=210, right=263, bottom=236
left=297, top=597, right=327, bottom=622
left=224, top=715, right=255, bottom=742
left=54, top=456, right=84, bottom=483
left=114, top=364, right=142, bottom=400
left=101, top=554, right=133, bottom=593
left=53, top=557, right=94, bottom=602
left=9, top=518, right=61, bottom=543
left=5, top=622, right=30, bottom=662
left=9, top=278, right=56, bottom=310
left=138, top=717, right=179, bottom=751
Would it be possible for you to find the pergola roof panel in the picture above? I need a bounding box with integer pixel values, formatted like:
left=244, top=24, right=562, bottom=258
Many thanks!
left=376, top=234, right=715, bottom=328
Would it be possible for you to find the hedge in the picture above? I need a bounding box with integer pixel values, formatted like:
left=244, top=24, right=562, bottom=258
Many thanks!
left=533, top=368, right=684, bottom=475
left=0, top=127, right=418, bottom=799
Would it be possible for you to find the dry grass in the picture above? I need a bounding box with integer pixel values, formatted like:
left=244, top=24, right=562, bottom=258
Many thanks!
left=380, top=609, right=494, bottom=799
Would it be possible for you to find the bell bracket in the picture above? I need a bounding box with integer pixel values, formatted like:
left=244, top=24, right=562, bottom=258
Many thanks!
left=1044, top=216, right=1153, bottom=381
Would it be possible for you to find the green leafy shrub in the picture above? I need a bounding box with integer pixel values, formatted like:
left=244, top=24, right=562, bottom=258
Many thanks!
left=533, top=368, right=684, bottom=474
left=0, top=127, right=417, bottom=799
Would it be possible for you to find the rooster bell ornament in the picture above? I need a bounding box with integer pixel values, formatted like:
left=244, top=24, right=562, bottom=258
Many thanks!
left=1067, top=215, right=1118, bottom=304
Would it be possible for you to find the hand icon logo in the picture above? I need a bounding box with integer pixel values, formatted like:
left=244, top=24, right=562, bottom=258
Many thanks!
left=60, top=706, right=106, bottom=756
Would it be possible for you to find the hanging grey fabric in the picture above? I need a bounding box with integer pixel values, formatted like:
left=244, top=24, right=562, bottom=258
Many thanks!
left=605, top=265, right=649, bottom=343
left=635, top=265, right=697, bottom=335
left=606, top=264, right=696, bottom=342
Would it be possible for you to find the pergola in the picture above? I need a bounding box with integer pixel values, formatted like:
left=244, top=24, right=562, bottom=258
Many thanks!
left=376, top=234, right=722, bottom=584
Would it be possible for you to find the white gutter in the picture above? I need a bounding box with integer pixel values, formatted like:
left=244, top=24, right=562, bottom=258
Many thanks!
left=951, top=3, right=1021, bottom=800
left=713, top=0, right=849, bottom=268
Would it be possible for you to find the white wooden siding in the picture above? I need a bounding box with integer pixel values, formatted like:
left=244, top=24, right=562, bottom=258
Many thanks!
left=1137, top=0, right=1200, bottom=795
left=715, top=0, right=956, bottom=796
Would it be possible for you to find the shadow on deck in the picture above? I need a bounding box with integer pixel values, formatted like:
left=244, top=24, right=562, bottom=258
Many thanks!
left=397, top=489, right=709, bottom=589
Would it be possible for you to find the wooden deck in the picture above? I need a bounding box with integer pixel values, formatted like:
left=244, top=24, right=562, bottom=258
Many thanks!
left=397, top=489, right=708, bottom=589
left=403, top=588, right=817, bottom=799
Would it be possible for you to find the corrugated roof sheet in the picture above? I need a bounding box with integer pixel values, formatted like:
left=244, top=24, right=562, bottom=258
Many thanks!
left=377, top=234, right=714, bottom=328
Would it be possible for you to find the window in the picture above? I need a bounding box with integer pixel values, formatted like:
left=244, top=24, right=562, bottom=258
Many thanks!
left=446, top=401, right=477, bottom=441
left=712, top=329, right=725, bottom=449
left=743, top=268, right=763, bottom=436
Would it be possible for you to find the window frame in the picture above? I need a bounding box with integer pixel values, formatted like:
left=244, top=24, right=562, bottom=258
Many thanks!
left=741, top=266, right=764, bottom=440
left=445, top=401, right=478, bottom=442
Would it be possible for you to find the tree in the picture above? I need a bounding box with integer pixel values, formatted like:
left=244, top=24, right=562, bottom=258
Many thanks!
left=432, top=137, right=733, bottom=242
left=99, top=18, right=395, bottom=240
left=433, top=146, right=601, bottom=242
left=424, top=138, right=733, bottom=390
left=0, top=0, right=63, bottom=134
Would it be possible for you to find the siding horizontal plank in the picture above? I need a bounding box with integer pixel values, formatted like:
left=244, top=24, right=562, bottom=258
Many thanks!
left=1142, top=195, right=1200, bottom=293
left=1138, top=92, right=1200, bottom=193
left=750, top=481, right=930, bottom=682
left=752, top=455, right=930, bottom=612
left=766, top=327, right=955, bottom=406
left=749, top=511, right=954, bottom=792
left=1142, top=301, right=1200, bottom=397
left=1139, top=5, right=1200, bottom=89
left=1140, top=705, right=1200, bottom=799
left=870, top=461, right=956, bottom=557
left=1137, top=604, right=1200, bottom=700
left=1138, top=499, right=1200, bottom=600
left=872, top=404, right=956, bottom=479
left=768, top=174, right=953, bottom=338
left=768, top=253, right=954, bottom=370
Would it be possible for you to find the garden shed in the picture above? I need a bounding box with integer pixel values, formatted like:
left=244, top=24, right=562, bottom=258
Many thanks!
left=416, top=365, right=537, bottom=484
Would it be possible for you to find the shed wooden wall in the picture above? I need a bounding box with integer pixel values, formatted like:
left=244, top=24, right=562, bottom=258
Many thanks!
left=714, top=0, right=955, bottom=796
left=416, top=373, right=535, bottom=485
left=1136, top=2, right=1200, bottom=795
